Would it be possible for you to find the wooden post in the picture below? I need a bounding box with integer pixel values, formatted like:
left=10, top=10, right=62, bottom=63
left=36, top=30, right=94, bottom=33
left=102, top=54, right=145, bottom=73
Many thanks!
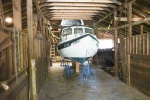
left=140, top=25, right=143, bottom=35
left=76, top=62, right=80, bottom=74
left=119, top=35, right=126, bottom=82
left=12, top=0, right=23, bottom=70
left=147, top=35, right=149, bottom=55
left=0, top=0, right=5, bottom=26
left=27, top=0, right=37, bottom=100
left=135, top=36, right=138, bottom=54
left=114, top=11, right=118, bottom=77
left=31, top=59, right=37, bottom=100
left=126, top=2, right=132, bottom=85
left=143, top=35, right=146, bottom=55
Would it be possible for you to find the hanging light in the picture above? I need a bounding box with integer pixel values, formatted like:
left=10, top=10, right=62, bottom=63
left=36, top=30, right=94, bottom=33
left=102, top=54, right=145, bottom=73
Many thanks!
left=5, top=17, right=13, bottom=23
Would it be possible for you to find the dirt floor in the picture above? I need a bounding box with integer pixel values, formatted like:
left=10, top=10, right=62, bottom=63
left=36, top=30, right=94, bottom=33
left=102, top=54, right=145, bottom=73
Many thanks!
left=38, top=62, right=150, bottom=100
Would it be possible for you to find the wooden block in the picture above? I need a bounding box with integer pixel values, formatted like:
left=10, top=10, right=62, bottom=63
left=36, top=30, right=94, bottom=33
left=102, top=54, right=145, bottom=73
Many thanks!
left=76, top=62, right=80, bottom=74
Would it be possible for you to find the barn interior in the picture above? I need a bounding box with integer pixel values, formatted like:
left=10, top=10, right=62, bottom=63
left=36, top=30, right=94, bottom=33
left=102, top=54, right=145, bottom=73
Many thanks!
left=0, top=0, right=150, bottom=100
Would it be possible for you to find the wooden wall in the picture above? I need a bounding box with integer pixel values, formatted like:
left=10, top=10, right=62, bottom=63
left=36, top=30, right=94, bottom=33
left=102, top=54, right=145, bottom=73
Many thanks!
left=130, top=54, right=150, bottom=96
left=0, top=23, right=49, bottom=100
left=0, top=70, right=28, bottom=100
left=0, top=0, right=50, bottom=100
left=36, top=57, right=47, bottom=94
left=0, top=29, right=29, bottom=100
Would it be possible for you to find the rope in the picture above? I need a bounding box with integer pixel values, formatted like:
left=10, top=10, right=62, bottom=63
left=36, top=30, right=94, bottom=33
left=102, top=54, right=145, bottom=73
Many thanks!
left=105, top=19, right=113, bottom=34
left=13, top=28, right=19, bottom=84
left=48, top=27, right=60, bottom=44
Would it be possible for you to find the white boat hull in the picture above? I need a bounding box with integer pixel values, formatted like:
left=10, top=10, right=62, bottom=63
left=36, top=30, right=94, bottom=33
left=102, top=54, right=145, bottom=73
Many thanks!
left=58, top=34, right=99, bottom=63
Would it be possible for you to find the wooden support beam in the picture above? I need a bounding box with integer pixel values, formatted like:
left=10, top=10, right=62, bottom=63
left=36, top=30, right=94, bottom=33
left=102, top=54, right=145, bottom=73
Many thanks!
left=31, top=59, right=37, bottom=100
left=0, top=0, right=5, bottom=26
left=126, top=2, right=132, bottom=85
left=135, top=36, right=138, bottom=54
left=119, top=35, right=126, bottom=81
left=49, top=12, right=97, bottom=16
left=147, top=35, right=149, bottom=55
left=140, top=25, right=143, bottom=35
left=49, top=17, right=92, bottom=20
left=143, top=35, right=146, bottom=55
left=115, top=7, right=124, bottom=26
left=94, top=0, right=136, bottom=26
left=48, top=6, right=104, bottom=10
left=115, top=17, right=143, bottom=21
left=12, top=0, right=23, bottom=71
left=27, top=0, right=37, bottom=99
left=97, top=17, right=150, bottom=31
left=46, top=0, right=115, bottom=3
left=51, top=14, right=93, bottom=17
left=49, top=10, right=99, bottom=13
left=13, top=0, right=22, bottom=30
left=114, top=11, right=118, bottom=77
left=40, top=2, right=109, bottom=7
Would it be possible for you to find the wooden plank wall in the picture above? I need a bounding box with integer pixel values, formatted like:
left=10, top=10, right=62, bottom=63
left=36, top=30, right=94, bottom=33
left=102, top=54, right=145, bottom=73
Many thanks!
left=0, top=0, right=50, bottom=99
left=130, top=54, right=150, bottom=96
left=0, top=21, right=48, bottom=100
left=0, top=69, right=28, bottom=100
left=0, top=29, right=29, bottom=100
left=128, top=35, right=150, bottom=55
left=36, top=57, right=46, bottom=94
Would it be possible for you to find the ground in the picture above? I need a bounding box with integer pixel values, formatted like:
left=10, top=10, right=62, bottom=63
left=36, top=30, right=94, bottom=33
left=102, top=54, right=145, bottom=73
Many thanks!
left=38, top=62, right=150, bottom=100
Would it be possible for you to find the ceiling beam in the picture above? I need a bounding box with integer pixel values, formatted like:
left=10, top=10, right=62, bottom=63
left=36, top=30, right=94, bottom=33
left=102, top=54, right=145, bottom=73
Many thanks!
left=38, top=0, right=121, bottom=5
left=44, top=13, right=96, bottom=17
left=49, top=10, right=100, bottom=13
left=50, top=12, right=97, bottom=15
left=48, top=16, right=92, bottom=20
left=45, top=0, right=114, bottom=3
left=98, top=17, right=150, bottom=30
left=39, top=2, right=110, bottom=8
left=48, top=6, right=104, bottom=10
left=51, top=15, right=93, bottom=17
left=115, top=17, right=143, bottom=21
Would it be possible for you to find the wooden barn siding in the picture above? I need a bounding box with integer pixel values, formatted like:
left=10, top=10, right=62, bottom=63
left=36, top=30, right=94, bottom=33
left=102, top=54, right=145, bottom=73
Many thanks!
left=36, top=57, right=47, bottom=94
left=0, top=69, right=28, bottom=100
left=130, top=54, right=150, bottom=96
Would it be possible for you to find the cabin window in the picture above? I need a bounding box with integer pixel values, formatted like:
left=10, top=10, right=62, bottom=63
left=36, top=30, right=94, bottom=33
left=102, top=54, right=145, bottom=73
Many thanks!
left=74, top=28, right=83, bottom=34
left=62, top=28, right=72, bottom=36
left=85, top=28, right=93, bottom=34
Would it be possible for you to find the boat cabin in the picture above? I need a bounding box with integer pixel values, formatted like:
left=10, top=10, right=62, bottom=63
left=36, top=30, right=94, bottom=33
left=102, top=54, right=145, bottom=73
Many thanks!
left=60, top=26, right=94, bottom=41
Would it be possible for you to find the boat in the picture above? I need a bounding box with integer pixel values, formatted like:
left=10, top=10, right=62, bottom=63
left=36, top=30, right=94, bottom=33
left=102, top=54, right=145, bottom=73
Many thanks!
left=57, top=20, right=99, bottom=63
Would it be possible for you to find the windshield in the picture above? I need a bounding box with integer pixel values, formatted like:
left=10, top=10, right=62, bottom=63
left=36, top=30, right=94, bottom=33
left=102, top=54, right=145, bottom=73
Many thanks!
left=85, top=28, right=93, bottom=34
left=62, top=28, right=72, bottom=36
left=74, top=28, right=83, bottom=34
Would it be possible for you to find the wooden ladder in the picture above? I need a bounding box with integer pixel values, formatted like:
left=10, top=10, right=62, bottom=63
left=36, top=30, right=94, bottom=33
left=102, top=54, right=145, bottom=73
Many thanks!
left=50, top=44, right=56, bottom=62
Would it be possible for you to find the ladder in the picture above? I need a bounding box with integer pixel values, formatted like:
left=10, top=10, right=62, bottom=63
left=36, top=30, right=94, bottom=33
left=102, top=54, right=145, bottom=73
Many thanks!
left=50, top=44, right=56, bottom=62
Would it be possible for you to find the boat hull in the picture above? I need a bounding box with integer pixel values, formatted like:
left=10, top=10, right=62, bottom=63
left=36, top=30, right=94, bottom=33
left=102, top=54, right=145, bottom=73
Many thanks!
left=58, top=34, right=99, bottom=63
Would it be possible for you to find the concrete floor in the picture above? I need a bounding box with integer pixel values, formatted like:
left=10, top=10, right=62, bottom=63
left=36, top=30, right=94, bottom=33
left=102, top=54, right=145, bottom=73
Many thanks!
left=38, top=62, right=150, bottom=100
